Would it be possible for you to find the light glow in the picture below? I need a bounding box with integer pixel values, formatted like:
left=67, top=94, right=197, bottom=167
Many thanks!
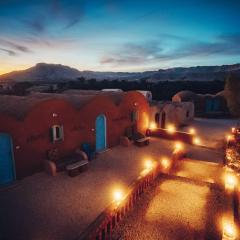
left=145, top=159, right=154, bottom=170
left=166, top=124, right=176, bottom=134
left=231, top=127, right=236, bottom=134
left=224, top=173, right=238, bottom=190
left=189, top=128, right=196, bottom=135
left=149, top=122, right=157, bottom=130
left=174, top=142, right=184, bottom=151
left=226, top=134, right=234, bottom=141
left=113, top=189, right=124, bottom=205
left=160, top=157, right=171, bottom=169
left=193, top=137, right=201, bottom=145
left=222, top=220, right=237, bottom=240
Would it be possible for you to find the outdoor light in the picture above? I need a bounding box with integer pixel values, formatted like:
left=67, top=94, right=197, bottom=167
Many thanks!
left=222, top=220, right=237, bottom=240
left=174, top=142, right=183, bottom=151
left=226, top=135, right=234, bottom=142
left=224, top=172, right=238, bottom=190
left=166, top=124, right=176, bottom=134
left=193, top=137, right=201, bottom=145
left=160, top=157, right=170, bottom=169
left=149, top=122, right=157, bottom=130
left=113, top=189, right=124, bottom=205
left=145, top=159, right=154, bottom=170
left=231, top=127, right=236, bottom=134
left=189, top=128, right=196, bottom=134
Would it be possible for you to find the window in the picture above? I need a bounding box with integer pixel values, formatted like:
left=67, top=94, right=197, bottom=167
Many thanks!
left=51, top=125, right=64, bottom=142
left=186, top=111, right=190, bottom=118
left=131, top=110, right=139, bottom=122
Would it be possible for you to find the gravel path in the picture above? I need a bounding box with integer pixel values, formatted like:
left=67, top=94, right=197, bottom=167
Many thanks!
left=112, top=175, right=227, bottom=240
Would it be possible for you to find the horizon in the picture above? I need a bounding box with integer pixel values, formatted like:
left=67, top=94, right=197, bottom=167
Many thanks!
left=1, top=0, right=240, bottom=74
left=1, top=62, right=240, bottom=76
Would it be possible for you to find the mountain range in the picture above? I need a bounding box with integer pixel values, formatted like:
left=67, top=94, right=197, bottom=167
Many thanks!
left=0, top=62, right=240, bottom=82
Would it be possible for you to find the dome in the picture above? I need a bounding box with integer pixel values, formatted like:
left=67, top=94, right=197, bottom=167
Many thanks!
left=172, top=90, right=197, bottom=102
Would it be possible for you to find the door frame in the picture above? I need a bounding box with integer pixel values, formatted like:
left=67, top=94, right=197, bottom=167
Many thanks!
left=0, top=133, right=16, bottom=185
left=95, top=114, right=107, bottom=152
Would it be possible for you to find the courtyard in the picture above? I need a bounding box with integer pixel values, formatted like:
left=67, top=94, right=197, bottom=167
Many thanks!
left=0, top=118, right=238, bottom=240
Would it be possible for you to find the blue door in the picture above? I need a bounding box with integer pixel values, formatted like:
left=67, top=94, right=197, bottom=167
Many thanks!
left=213, top=99, right=219, bottom=111
left=0, top=133, right=15, bottom=185
left=205, top=99, right=212, bottom=112
left=95, top=114, right=107, bottom=152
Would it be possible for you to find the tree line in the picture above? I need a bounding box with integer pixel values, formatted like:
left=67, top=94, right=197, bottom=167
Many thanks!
left=57, top=78, right=224, bottom=101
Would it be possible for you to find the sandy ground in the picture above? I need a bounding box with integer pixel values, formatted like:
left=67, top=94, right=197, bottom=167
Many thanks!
left=111, top=174, right=227, bottom=240
left=0, top=138, right=175, bottom=240
left=182, top=118, right=238, bottom=149
left=172, top=159, right=224, bottom=185
left=0, top=118, right=232, bottom=240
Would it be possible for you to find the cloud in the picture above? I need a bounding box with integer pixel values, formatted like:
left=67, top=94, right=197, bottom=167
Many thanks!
left=100, top=41, right=164, bottom=65
left=20, top=0, right=84, bottom=33
left=100, top=33, right=240, bottom=66
left=0, top=39, right=31, bottom=53
left=0, top=48, right=16, bottom=56
left=0, top=39, right=32, bottom=57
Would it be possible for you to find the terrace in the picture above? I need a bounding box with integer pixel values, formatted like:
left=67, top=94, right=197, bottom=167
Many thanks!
left=0, top=118, right=239, bottom=240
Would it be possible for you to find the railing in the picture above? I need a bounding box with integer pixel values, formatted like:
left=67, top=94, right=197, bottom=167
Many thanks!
left=77, top=149, right=185, bottom=240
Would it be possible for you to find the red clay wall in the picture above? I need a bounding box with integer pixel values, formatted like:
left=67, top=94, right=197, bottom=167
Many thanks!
left=0, top=91, right=150, bottom=179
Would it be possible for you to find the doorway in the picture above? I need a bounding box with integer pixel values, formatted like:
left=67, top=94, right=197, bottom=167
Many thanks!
left=0, top=133, right=15, bottom=185
left=95, top=114, right=107, bottom=152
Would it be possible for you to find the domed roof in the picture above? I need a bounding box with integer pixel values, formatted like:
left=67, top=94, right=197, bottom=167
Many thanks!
left=172, top=90, right=197, bottom=102
left=216, top=90, right=225, bottom=97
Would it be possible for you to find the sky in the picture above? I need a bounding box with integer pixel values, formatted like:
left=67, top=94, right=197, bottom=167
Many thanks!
left=0, top=0, right=240, bottom=74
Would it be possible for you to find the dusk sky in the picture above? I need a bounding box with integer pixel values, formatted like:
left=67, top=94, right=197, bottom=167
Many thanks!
left=0, top=0, right=240, bottom=74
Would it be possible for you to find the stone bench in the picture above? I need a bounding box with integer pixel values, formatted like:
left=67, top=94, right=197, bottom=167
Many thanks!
left=135, top=137, right=150, bottom=147
left=66, top=160, right=89, bottom=177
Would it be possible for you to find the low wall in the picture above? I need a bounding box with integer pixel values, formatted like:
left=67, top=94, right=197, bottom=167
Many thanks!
left=147, top=128, right=194, bottom=144
left=77, top=149, right=186, bottom=240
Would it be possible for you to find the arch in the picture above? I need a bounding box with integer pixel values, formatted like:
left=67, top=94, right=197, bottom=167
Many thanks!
left=0, top=133, right=15, bottom=185
left=161, top=112, right=166, bottom=129
left=155, top=112, right=160, bottom=128
left=95, top=114, right=107, bottom=152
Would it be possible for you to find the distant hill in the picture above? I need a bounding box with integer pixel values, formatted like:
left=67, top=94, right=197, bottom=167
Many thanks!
left=0, top=62, right=240, bottom=82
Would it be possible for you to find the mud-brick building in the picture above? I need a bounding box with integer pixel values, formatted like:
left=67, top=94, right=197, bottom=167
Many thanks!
left=172, top=90, right=229, bottom=116
left=149, top=101, right=194, bottom=129
left=0, top=91, right=149, bottom=185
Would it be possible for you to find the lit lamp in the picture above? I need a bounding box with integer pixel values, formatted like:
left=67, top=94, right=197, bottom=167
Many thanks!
left=149, top=122, right=157, bottom=130
left=226, top=135, right=234, bottom=142
left=189, top=128, right=196, bottom=135
left=160, top=157, right=170, bottom=169
left=222, top=220, right=237, bottom=240
left=113, top=189, right=124, bottom=206
left=224, top=172, right=238, bottom=191
left=166, top=124, right=176, bottom=134
left=145, top=159, right=154, bottom=170
left=193, top=137, right=201, bottom=145
left=174, top=142, right=183, bottom=151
